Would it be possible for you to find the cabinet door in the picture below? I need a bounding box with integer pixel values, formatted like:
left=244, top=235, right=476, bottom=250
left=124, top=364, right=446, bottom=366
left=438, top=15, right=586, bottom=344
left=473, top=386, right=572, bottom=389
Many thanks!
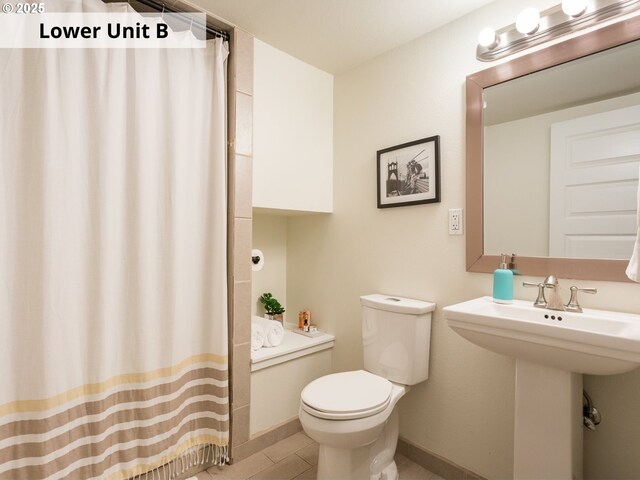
left=253, top=39, right=333, bottom=213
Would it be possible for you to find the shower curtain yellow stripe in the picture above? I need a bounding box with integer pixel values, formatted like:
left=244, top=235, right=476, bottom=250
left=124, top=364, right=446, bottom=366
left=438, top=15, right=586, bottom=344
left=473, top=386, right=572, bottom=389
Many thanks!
left=0, top=353, right=227, bottom=416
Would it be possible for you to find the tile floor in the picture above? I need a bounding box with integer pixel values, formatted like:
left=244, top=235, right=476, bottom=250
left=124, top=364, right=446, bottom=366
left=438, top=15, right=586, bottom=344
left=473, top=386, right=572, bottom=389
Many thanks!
left=191, top=432, right=442, bottom=480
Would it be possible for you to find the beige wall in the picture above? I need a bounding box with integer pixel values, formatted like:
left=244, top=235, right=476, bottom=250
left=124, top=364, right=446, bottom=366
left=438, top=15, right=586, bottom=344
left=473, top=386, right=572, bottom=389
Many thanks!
left=251, top=214, right=288, bottom=319
left=285, top=1, right=640, bottom=478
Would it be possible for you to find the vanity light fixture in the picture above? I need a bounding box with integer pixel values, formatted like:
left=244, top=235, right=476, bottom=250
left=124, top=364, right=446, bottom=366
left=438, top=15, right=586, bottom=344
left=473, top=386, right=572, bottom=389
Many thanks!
left=562, top=0, right=589, bottom=16
left=477, top=27, right=498, bottom=48
left=476, top=0, right=640, bottom=61
left=516, top=7, right=541, bottom=34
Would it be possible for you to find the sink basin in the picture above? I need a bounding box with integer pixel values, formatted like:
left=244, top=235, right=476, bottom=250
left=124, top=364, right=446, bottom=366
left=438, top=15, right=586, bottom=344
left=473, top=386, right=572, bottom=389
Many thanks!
left=445, top=296, right=640, bottom=478
left=443, top=296, right=640, bottom=375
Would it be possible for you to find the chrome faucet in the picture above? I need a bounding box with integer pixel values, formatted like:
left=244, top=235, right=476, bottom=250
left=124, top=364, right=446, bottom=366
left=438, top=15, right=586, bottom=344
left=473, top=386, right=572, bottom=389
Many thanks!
left=565, top=286, right=598, bottom=313
left=522, top=281, right=547, bottom=308
left=523, top=276, right=597, bottom=312
left=542, top=275, right=565, bottom=311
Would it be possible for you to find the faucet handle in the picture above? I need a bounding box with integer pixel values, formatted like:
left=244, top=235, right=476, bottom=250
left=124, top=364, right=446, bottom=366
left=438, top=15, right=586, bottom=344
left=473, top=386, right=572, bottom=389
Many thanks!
left=523, top=282, right=547, bottom=308
left=565, top=286, right=597, bottom=313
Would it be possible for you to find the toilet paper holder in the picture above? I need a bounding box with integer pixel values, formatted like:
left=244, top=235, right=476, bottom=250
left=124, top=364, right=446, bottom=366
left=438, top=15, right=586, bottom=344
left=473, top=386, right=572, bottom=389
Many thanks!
left=251, top=249, right=265, bottom=271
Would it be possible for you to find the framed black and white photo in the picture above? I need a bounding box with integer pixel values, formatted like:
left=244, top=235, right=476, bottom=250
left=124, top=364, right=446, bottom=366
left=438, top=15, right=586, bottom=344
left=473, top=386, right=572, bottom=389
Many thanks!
left=376, top=135, right=441, bottom=208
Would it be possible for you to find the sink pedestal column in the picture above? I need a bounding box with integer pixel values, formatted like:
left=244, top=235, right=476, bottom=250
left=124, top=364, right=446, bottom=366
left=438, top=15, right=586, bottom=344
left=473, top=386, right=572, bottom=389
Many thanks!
left=514, top=360, right=583, bottom=479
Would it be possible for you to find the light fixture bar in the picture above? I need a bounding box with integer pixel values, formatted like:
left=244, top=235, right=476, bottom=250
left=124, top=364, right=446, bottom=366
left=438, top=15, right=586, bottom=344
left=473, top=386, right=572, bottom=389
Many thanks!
left=477, top=0, right=640, bottom=61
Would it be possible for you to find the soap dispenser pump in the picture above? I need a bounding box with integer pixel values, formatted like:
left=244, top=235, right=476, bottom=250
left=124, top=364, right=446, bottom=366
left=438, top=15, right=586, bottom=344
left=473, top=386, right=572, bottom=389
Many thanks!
left=493, top=253, right=514, bottom=304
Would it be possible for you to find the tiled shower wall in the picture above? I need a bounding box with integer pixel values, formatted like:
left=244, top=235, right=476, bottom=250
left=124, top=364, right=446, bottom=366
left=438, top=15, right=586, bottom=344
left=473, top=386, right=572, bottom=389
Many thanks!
left=227, top=27, right=254, bottom=461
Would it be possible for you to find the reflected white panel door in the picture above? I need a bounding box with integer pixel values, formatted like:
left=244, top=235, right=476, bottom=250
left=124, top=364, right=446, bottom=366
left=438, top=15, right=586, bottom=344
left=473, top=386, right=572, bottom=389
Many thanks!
left=549, top=104, right=640, bottom=259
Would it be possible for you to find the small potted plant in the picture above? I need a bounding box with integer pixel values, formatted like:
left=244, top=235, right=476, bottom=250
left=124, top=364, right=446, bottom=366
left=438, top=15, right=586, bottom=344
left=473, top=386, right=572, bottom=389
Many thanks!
left=259, top=292, right=285, bottom=322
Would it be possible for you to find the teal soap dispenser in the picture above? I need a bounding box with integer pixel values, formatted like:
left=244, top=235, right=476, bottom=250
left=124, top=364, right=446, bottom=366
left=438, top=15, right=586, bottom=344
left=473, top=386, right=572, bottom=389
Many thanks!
left=493, top=253, right=514, bottom=304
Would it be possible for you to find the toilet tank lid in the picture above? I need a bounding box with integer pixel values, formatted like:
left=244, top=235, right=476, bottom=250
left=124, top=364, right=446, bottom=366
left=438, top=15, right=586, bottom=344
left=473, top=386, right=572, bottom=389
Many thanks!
left=360, top=294, right=436, bottom=314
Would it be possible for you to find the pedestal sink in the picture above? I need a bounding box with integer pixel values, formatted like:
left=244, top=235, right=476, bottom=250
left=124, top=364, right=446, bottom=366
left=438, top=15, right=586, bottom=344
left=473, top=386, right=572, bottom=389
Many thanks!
left=443, top=297, right=640, bottom=480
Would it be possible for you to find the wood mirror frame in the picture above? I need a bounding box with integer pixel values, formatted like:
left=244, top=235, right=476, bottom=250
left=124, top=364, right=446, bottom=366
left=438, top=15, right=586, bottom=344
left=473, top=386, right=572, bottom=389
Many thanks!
left=466, top=15, right=640, bottom=282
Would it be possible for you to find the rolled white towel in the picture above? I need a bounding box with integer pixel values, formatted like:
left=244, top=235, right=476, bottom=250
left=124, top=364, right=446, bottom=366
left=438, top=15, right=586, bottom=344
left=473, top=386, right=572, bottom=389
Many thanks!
left=251, top=321, right=265, bottom=351
left=252, top=315, right=284, bottom=347
left=628, top=230, right=640, bottom=282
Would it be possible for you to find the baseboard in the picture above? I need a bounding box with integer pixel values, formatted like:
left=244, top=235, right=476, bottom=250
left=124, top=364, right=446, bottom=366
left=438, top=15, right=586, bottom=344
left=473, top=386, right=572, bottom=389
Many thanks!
left=223, top=418, right=487, bottom=479
left=230, top=417, right=302, bottom=463
left=397, top=437, right=487, bottom=480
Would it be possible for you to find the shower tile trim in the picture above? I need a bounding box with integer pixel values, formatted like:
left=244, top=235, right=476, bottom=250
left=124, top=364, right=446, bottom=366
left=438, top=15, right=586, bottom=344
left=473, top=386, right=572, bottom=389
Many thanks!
left=228, top=26, right=254, bottom=460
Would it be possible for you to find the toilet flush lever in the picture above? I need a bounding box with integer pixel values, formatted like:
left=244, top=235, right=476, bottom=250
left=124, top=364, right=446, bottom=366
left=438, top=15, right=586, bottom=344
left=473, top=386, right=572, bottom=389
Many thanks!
left=565, top=286, right=597, bottom=313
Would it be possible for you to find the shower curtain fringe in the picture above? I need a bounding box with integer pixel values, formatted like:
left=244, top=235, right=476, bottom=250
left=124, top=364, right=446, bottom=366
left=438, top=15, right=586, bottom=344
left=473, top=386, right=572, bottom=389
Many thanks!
left=129, top=445, right=229, bottom=480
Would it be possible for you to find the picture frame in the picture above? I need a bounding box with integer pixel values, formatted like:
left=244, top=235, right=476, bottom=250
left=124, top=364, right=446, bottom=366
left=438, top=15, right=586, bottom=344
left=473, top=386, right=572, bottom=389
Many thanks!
left=376, top=135, right=441, bottom=208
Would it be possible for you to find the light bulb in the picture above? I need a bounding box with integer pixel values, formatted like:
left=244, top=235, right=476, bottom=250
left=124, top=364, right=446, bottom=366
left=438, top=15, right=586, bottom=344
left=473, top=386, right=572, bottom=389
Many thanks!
left=562, top=0, right=588, bottom=17
left=478, top=27, right=498, bottom=48
left=516, top=7, right=540, bottom=35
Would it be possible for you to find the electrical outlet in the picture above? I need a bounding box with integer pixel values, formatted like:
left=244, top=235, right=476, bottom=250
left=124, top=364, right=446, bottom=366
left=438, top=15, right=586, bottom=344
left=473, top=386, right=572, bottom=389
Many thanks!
left=449, top=208, right=463, bottom=235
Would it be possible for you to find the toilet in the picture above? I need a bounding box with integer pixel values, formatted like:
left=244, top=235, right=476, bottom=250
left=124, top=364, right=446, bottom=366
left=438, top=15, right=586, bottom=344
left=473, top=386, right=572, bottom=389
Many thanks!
left=299, top=294, right=435, bottom=480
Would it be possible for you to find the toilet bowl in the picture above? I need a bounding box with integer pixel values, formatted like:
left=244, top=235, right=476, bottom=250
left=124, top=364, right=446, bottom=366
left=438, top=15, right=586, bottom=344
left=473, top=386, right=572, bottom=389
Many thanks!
left=299, top=370, right=408, bottom=480
left=298, top=294, right=436, bottom=480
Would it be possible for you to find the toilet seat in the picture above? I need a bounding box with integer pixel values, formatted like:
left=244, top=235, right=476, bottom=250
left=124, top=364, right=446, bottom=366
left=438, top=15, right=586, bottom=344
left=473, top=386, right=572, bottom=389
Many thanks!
left=301, top=370, right=393, bottom=420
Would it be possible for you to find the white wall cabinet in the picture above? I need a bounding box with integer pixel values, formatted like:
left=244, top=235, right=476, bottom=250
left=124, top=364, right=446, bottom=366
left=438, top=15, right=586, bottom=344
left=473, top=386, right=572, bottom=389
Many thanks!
left=253, top=39, right=333, bottom=213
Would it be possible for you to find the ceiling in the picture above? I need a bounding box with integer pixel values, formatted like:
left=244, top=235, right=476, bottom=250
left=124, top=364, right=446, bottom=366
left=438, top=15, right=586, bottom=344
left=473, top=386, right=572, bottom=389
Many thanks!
left=189, top=0, right=497, bottom=74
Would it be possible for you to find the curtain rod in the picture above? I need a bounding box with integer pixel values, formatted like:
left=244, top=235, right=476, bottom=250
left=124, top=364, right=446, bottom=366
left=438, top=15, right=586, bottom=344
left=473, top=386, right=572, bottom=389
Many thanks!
left=129, top=0, right=230, bottom=41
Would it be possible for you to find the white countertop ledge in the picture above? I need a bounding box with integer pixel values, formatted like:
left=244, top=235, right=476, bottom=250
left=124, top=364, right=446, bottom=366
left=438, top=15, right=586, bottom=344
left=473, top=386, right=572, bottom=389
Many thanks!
left=251, top=329, right=335, bottom=372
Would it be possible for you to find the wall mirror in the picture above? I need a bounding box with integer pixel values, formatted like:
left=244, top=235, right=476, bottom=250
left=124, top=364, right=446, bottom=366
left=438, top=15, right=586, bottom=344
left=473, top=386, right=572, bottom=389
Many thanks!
left=466, top=16, right=640, bottom=282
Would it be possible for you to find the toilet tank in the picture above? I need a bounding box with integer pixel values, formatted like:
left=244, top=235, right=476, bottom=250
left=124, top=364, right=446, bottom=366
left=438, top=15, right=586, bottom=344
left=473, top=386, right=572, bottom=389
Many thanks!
left=360, top=294, right=436, bottom=385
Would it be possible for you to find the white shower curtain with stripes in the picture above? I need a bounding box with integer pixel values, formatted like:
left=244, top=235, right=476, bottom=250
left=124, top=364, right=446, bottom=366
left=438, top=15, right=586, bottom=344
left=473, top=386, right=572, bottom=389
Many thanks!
left=0, top=1, right=229, bottom=478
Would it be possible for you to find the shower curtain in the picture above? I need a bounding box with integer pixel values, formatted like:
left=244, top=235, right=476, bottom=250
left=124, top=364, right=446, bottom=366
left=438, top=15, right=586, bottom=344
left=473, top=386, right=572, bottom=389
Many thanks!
left=0, top=1, right=229, bottom=478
